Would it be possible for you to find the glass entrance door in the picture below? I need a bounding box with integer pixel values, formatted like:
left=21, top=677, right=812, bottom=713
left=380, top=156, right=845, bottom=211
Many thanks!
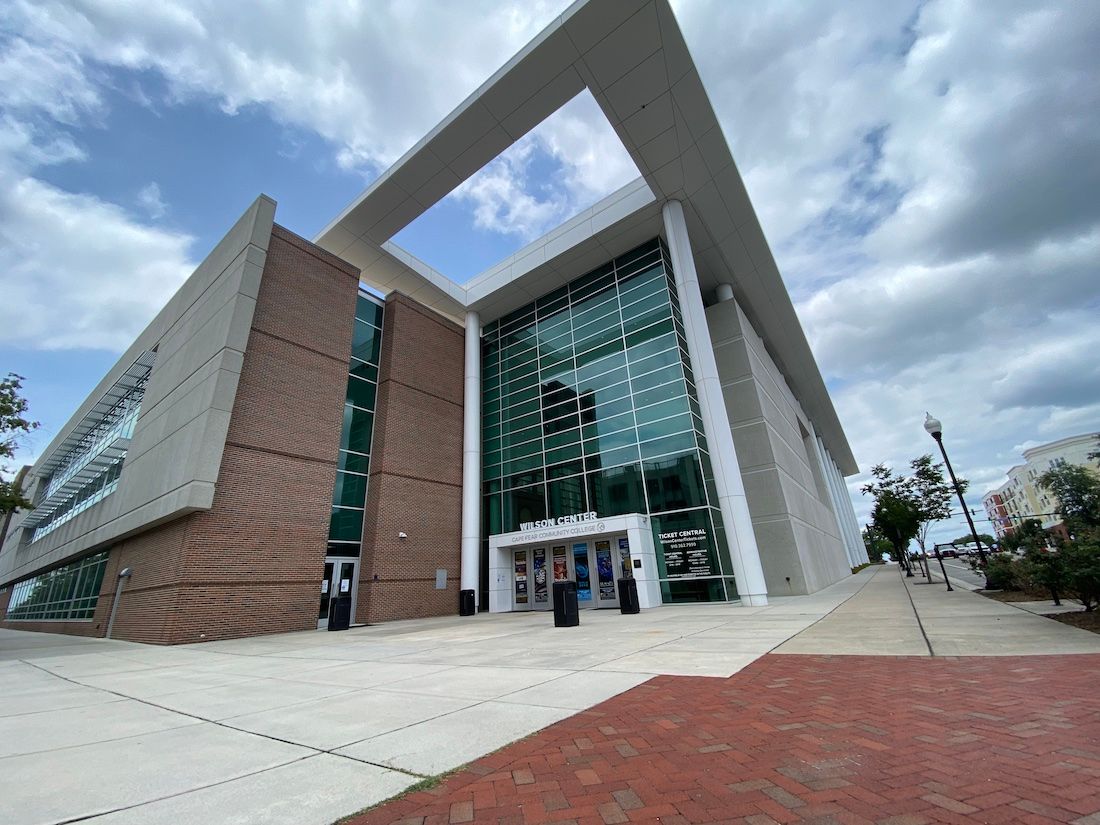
left=592, top=539, right=619, bottom=608
left=318, top=557, right=357, bottom=629
left=511, top=538, right=624, bottom=610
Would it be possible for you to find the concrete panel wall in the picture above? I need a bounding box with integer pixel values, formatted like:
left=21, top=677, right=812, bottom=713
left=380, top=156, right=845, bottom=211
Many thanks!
left=0, top=196, right=276, bottom=587
left=707, top=297, right=851, bottom=594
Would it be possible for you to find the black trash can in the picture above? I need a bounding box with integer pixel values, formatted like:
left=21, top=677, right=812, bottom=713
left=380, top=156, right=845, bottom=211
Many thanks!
left=552, top=580, right=579, bottom=627
left=328, top=595, right=352, bottom=631
left=459, top=588, right=476, bottom=616
left=617, top=577, right=640, bottom=614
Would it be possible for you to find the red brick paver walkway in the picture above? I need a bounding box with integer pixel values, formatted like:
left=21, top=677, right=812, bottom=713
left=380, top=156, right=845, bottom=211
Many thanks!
left=346, top=654, right=1100, bottom=825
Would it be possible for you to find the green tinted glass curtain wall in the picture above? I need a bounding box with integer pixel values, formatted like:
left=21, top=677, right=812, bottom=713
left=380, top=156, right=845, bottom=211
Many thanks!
left=480, top=239, right=738, bottom=602
left=327, top=293, right=385, bottom=556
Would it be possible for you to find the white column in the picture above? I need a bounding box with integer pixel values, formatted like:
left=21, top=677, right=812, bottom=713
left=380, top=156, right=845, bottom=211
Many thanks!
left=834, top=457, right=869, bottom=563
left=460, top=310, right=482, bottom=608
left=818, top=437, right=866, bottom=565
left=811, top=432, right=857, bottom=566
left=715, top=282, right=735, bottom=302
left=662, top=200, right=768, bottom=606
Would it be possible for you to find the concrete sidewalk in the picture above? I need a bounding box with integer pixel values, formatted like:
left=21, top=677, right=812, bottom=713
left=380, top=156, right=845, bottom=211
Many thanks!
left=775, top=564, right=1100, bottom=656
left=2, top=565, right=1099, bottom=825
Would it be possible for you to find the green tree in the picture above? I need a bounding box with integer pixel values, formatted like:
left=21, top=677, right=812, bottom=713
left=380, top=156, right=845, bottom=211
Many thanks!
left=1002, top=518, right=1050, bottom=554
left=862, top=465, right=924, bottom=571
left=862, top=525, right=892, bottom=563
left=1038, top=464, right=1100, bottom=533
left=1, top=374, right=38, bottom=515
left=910, top=454, right=960, bottom=557
left=1061, top=533, right=1100, bottom=611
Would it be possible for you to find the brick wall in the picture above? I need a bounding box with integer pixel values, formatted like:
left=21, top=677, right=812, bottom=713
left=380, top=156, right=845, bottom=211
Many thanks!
left=358, top=293, right=465, bottom=623
left=162, top=224, right=359, bottom=643
left=0, top=224, right=360, bottom=644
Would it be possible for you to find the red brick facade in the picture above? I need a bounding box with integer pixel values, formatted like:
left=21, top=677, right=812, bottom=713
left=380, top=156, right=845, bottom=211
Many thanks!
left=1, top=224, right=360, bottom=644
left=357, top=292, right=466, bottom=623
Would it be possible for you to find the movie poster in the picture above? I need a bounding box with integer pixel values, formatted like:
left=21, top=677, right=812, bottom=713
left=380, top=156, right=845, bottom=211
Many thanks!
left=573, top=543, right=592, bottom=601
left=514, top=551, right=528, bottom=604
left=618, top=537, right=632, bottom=578
left=552, top=546, right=568, bottom=581
left=595, top=540, right=616, bottom=600
left=533, top=547, right=548, bottom=603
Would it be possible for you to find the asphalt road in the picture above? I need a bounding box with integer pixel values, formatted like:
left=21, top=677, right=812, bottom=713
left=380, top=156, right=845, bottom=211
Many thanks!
left=921, top=555, right=987, bottom=589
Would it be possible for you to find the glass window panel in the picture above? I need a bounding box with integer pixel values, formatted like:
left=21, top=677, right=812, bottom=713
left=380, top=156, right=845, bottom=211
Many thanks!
left=620, top=272, right=668, bottom=312
left=544, top=442, right=583, bottom=465
left=586, top=463, right=645, bottom=517
left=346, top=376, right=376, bottom=410
left=537, top=316, right=572, bottom=341
left=502, top=397, right=540, bottom=419
left=349, top=359, right=378, bottom=383
left=585, top=444, right=640, bottom=471
left=502, top=411, right=541, bottom=432
left=538, top=347, right=574, bottom=371
left=572, top=294, right=619, bottom=329
left=629, top=347, right=681, bottom=378
left=632, top=378, right=684, bottom=409
left=574, top=338, right=624, bottom=370
left=570, top=263, right=614, bottom=295
left=503, top=484, right=546, bottom=532
left=503, top=439, right=542, bottom=461
left=640, top=431, right=697, bottom=459
left=501, top=428, right=540, bottom=451
left=643, top=452, right=708, bottom=513
left=505, top=455, right=542, bottom=475
left=340, top=406, right=374, bottom=453
left=575, top=368, right=629, bottom=399
left=505, top=468, right=544, bottom=489
left=636, top=412, right=694, bottom=444
left=634, top=394, right=690, bottom=426
left=351, top=320, right=382, bottom=364
left=338, top=450, right=371, bottom=474
left=573, top=320, right=623, bottom=355
left=618, top=265, right=667, bottom=301
left=332, top=470, right=368, bottom=508
left=544, top=428, right=581, bottom=450
left=583, top=427, right=638, bottom=456
left=328, top=507, right=364, bottom=542
left=582, top=410, right=635, bottom=441
left=356, top=295, right=384, bottom=328
left=547, top=475, right=588, bottom=519
left=622, top=302, right=672, bottom=337
left=626, top=318, right=676, bottom=352
left=547, top=459, right=585, bottom=480
left=502, top=385, right=539, bottom=408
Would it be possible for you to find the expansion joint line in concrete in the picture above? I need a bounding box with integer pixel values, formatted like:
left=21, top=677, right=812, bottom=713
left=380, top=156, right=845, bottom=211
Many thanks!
left=899, top=568, right=935, bottom=657
left=16, top=656, right=434, bottom=824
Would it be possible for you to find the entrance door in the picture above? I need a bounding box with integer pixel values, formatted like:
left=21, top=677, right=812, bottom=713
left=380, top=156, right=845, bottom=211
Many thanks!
left=318, top=557, right=358, bottom=629
left=510, top=538, right=624, bottom=610
left=592, top=539, right=620, bottom=608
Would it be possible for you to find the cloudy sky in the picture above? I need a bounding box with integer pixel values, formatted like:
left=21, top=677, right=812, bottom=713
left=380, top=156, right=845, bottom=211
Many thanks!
left=1, top=0, right=1097, bottom=548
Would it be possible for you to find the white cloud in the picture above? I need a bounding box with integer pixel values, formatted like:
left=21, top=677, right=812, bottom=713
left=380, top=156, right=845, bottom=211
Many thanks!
left=0, top=30, right=195, bottom=352
left=0, top=172, right=193, bottom=350
left=137, top=181, right=167, bottom=219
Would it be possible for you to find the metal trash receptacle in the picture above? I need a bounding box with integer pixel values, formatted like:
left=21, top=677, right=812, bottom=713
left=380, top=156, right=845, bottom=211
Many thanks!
left=617, top=577, right=640, bottom=614
left=553, top=580, right=579, bottom=627
left=459, top=588, right=476, bottom=616
left=328, top=595, right=352, bottom=631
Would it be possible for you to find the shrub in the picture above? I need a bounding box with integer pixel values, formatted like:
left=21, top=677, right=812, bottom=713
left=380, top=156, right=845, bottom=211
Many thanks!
left=983, top=554, right=1019, bottom=591
left=1061, top=533, right=1100, bottom=611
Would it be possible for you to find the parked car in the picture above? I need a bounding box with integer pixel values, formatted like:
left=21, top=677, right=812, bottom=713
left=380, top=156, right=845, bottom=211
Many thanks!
left=939, top=548, right=958, bottom=558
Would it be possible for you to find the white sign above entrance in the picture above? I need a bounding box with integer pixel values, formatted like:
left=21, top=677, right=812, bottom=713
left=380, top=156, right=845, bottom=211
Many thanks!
left=519, top=512, right=598, bottom=531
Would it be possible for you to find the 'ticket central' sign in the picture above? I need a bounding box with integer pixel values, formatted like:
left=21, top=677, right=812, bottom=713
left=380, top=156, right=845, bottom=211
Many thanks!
left=519, top=512, right=598, bottom=531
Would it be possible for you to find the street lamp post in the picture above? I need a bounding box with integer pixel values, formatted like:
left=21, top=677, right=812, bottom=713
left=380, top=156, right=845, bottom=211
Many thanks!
left=923, top=413, right=990, bottom=578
